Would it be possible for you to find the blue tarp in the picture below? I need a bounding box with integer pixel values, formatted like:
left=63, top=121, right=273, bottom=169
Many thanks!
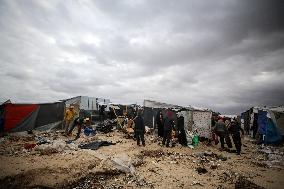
left=258, top=110, right=267, bottom=135
left=266, top=118, right=282, bottom=144
left=257, top=110, right=282, bottom=144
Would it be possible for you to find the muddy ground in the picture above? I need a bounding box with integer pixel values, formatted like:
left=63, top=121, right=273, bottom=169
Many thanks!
left=0, top=130, right=283, bottom=189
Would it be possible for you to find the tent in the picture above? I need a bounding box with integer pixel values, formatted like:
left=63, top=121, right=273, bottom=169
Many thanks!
left=143, top=100, right=181, bottom=128
left=242, top=106, right=283, bottom=144
left=1, top=102, right=64, bottom=132
left=143, top=100, right=212, bottom=139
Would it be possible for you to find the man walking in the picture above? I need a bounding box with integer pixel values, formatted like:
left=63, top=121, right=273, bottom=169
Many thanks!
left=134, top=110, right=145, bottom=146
left=229, top=120, right=244, bottom=155
left=214, top=118, right=227, bottom=150
left=163, top=110, right=175, bottom=147
left=64, top=106, right=76, bottom=134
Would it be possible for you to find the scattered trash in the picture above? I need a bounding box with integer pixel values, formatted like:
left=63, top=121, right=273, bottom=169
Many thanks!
left=34, top=139, right=74, bottom=155
left=35, top=136, right=49, bottom=145
left=96, top=119, right=116, bottom=133
left=192, top=134, right=199, bottom=146
left=193, top=151, right=228, bottom=161
left=79, top=141, right=116, bottom=150
left=84, top=127, right=95, bottom=136
left=255, top=146, right=284, bottom=168
left=191, top=181, right=204, bottom=186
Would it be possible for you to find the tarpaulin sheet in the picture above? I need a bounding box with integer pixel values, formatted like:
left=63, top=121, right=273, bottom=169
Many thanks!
left=265, top=118, right=282, bottom=144
left=35, top=102, right=64, bottom=128
left=78, top=141, right=115, bottom=150
left=257, top=110, right=267, bottom=135
left=4, top=104, right=39, bottom=132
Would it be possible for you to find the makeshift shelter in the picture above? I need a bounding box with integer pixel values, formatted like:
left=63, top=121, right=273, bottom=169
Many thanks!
left=192, top=110, right=212, bottom=138
left=62, top=96, right=110, bottom=111
left=241, top=106, right=283, bottom=144
left=143, top=100, right=213, bottom=139
left=1, top=102, right=64, bottom=132
left=143, top=100, right=181, bottom=128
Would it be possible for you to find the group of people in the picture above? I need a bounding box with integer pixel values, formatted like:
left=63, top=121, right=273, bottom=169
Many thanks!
left=213, top=117, right=244, bottom=155
left=136, top=110, right=245, bottom=155
left=132, top=109, right=177, bottom=147
left=63, top=105, right=245, bottom=155
left=156, top=110, right=187, bottom=147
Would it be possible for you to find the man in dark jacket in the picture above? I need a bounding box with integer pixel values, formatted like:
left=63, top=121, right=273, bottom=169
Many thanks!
left=177, top=112, right=187, bottom=146
left=162, top=110, right=175, bottom=147
left=68, top=116, right=86, bottom=139
left=134, top=111, right=145, bottom=146
left=214, top=118, right=227, bottom=150
left=229, top=120, right=244, bottom=155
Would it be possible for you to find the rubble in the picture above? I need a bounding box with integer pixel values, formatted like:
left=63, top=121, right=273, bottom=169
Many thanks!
left=253, top=146, right=284, bottom=168
left=0, top=129, right=283, bottom=189
left=96, top=119, right=116, bottom=133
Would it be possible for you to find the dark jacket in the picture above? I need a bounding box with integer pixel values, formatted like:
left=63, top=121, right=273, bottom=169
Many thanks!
left=164, top=117, right=175, bottom=131
left=177, top=116, right=184, bottom=131
left=229, top=122, right=244, bottom=136
left=156, top=112, right=164, bottom=126
left=134, top=115, right=145, bottom=132
left=74, top=117, right=84, bottom=126
left=214, top=121, right=227, bottom=133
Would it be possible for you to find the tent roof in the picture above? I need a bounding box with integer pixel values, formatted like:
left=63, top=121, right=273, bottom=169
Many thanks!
left=269, top=106, right=284, bottom=113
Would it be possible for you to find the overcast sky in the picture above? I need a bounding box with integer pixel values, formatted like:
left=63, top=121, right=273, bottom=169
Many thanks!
left=0, top=0, right=284, bottom=114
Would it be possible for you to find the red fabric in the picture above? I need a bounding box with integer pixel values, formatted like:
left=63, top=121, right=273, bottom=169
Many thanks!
left=167, top=110, right=173, bottom=118
left=4, top=104, right=38, bottom=132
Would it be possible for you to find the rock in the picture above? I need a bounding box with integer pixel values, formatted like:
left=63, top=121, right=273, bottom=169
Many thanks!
left=210, top=164, right=218, bottom=169
left=196, top=167, right=208, bottom=174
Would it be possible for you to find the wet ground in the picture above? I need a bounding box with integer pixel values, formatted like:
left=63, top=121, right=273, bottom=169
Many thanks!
left=0, top=130, right=283, bottom=189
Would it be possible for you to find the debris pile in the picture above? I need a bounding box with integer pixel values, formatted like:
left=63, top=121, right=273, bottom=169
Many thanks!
left=255, top=146, right=284, bottom=168
left=96, top=119, right=116, bottom=133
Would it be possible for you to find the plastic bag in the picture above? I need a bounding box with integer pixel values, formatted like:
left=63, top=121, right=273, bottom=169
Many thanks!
left=193, top=135, right=199, bottom=146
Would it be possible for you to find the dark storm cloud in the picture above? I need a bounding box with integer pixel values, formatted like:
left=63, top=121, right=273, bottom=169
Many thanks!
left=0, top=0, right=283, bottom=114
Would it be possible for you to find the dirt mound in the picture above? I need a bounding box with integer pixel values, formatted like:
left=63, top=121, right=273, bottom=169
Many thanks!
left=0, top=168, right=60, bottom=189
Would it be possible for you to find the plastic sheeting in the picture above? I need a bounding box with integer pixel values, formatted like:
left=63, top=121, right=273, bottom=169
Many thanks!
left=4, top=104, right=39, bottom=132
left=257, top=110, right=282, bottom=144
left=258, top=110, right=267, bottom=135
left=35, top=102, right=64, bottom=128
left=192, top=111, right=212, bottom=138
left=266, top=118, right=282, bottom=144
left=3, top=102, right=64, bottom=132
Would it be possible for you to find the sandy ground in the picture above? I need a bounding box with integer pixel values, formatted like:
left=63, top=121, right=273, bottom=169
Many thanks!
left=0, top=130, right=283, bottom=189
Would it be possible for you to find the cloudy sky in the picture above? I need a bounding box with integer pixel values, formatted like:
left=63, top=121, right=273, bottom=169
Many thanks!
left=0, top=0, right=283, bottom=114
